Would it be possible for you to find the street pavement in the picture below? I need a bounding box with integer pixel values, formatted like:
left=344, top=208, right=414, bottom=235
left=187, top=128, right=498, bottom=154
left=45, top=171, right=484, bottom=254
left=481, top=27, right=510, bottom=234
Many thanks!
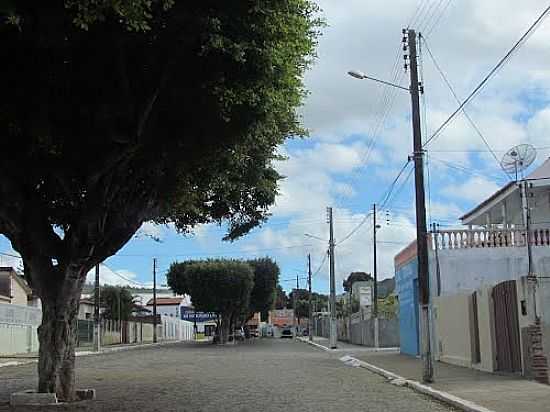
left=0, top=338, right=456, bottom=411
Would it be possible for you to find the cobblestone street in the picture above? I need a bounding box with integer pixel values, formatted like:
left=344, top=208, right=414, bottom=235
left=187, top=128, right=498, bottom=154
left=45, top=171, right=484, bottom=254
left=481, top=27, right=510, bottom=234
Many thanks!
left=0, top=339, right=455, bottom=411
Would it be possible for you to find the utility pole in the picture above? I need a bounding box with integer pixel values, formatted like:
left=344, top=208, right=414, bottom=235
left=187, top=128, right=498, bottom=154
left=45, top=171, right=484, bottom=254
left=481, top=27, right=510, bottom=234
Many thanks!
left=327, top=206, right=337, bottom=349
left=94, top=264, right=101, bottom=352
left=293, top=275, right=299, bottom=336
left=406, top=29, right=433, bottom=383
left=373, top=203, right=379, bottom=348
left=118, top=290, right=122, bottom=344
left=522, top=181, right=538, bottom=318
left=308, top=254, right=313, bottom=342
left=153, top=257, right=158, bottom=343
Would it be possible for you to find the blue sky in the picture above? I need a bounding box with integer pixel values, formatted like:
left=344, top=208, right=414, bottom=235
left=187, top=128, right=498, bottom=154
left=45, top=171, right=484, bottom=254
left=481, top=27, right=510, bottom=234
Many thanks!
left=3, top=0, right=550, bottom=295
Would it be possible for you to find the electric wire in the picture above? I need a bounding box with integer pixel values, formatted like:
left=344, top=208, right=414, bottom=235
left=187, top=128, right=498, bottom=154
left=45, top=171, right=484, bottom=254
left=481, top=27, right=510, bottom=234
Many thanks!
left=421, top=35, right=512, bottom=181
left=424, top=0, right=453, bottom=37
left=424, top=5, right=550, bottom=147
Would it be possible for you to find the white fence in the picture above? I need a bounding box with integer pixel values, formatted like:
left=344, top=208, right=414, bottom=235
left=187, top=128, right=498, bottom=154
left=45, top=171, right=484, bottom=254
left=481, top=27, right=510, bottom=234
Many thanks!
left=1, top=302, right=194, bottom=356
left=0, top=303, right=41, bottom=356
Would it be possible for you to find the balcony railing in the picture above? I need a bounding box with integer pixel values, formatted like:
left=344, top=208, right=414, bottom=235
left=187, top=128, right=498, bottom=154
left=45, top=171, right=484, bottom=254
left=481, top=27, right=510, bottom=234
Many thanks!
left=431, top=228, right=550, bottom=250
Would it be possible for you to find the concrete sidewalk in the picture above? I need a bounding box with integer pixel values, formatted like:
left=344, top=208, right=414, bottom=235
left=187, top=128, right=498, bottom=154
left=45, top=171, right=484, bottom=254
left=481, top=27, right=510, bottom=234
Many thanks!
left=304, top=337, right=550, bottom=412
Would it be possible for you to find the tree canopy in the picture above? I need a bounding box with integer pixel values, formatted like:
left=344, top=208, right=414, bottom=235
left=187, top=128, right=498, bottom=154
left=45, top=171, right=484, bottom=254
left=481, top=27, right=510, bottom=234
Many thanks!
left=247, top=258, right=280, bottom=320
left=167, top=259, right=254, bottom=343
left=0, top=0, right=321, bottom=399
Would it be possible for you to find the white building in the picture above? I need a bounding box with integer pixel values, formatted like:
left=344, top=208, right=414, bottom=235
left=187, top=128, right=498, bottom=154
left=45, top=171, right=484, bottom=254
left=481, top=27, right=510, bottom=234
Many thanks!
left=423, top=157, right=550, bottom=381
left=145, top=296, right=191, bottom=318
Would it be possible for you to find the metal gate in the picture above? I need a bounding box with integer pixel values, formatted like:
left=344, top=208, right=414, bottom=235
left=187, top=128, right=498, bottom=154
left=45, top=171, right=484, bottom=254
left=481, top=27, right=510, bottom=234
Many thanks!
left=492, top=280, right=522, bottom=372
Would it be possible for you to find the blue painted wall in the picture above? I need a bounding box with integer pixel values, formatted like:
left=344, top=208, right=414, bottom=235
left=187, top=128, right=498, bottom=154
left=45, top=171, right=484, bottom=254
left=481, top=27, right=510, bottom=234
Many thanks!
left=396, top=258, right=419, bottom=356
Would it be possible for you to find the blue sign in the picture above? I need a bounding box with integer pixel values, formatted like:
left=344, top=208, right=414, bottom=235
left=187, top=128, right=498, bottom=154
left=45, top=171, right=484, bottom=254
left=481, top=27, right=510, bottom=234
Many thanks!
left=180, top=307, right=217, bottom=323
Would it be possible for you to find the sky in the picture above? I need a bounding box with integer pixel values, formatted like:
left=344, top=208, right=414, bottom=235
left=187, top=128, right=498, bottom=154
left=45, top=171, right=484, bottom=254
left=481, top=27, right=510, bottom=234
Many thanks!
left=2, top=0, right=550, bottom=295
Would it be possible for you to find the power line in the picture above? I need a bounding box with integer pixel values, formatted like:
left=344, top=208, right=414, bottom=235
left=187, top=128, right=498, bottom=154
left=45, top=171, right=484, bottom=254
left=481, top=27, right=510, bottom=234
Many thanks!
left=429, top=156, right=507, bottom=182
left=312, top=251, right=328, bottom=277
left=99, top=262, right=147, bottom=287
left=335, top=212, right=374, bottom=246
left=380, top=160, right=413, bottom=208
left=423, top=5, right=550, bottom=147
left=421, top=35, right=511, bottom=181
left=424, top=0, right=453, bottom=37
left=335, top=159, right=412, bottom=247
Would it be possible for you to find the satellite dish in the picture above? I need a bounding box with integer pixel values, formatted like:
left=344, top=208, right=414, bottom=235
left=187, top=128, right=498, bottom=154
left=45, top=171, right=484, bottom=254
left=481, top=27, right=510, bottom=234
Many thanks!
left=500, top=144, right=537, bottom=180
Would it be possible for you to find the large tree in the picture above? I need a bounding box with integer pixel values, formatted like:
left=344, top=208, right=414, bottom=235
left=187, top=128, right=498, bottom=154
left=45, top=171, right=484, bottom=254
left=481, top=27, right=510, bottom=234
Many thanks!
left=247, top=258, right=279, bottom=321
left=0, top=1, right=321, bottom=399
left=167, top=259, right=254, bottom=343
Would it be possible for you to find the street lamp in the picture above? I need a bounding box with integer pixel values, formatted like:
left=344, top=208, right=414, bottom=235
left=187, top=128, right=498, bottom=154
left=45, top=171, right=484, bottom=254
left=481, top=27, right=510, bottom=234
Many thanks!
left=347, top=70, right=409, bottom=91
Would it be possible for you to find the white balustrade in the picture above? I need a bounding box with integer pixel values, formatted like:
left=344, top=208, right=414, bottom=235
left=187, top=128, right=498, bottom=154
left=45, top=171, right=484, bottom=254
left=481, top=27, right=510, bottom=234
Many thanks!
left=430, top=227, right=550, bottom=250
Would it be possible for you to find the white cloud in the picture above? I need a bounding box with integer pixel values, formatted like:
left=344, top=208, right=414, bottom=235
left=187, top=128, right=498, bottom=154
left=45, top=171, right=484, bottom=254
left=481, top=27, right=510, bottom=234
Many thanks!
left=135, top=222, right=164, bottom=241
left=441, top=176, right=501, bottom=204
left=86, top=264, right=145, bottom=287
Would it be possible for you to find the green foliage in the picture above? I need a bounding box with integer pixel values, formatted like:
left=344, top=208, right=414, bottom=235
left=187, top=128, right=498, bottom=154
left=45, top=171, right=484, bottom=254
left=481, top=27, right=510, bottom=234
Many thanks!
left=65, top=0, right=175, bottom=31
left=167, top=259, right=254, bottom=319
left=287, top=288, right=310, bottom=320
left=311, top=292, right=328, bottom=312
left=0, top=0, right=323, bottom=281
left=100, top=286, right=136, bottom=320
left=274, top=285, right=288, bottom=310
left=378, top=294, right=398, bottom=319
left=247, top=258, right=279, bottom=319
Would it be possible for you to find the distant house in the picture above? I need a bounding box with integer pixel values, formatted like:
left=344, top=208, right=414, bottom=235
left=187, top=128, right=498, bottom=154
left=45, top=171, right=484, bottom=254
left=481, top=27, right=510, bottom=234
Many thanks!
left=78, top=298, right=95, bottom=320
left=146, top=296, right=191, bottom=318
left=0, top=267, right=38, bottom=306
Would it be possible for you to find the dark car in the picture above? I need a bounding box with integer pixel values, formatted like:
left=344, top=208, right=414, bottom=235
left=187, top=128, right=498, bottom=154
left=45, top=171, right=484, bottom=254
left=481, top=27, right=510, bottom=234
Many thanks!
left=280, top=327, right=293, bottom=338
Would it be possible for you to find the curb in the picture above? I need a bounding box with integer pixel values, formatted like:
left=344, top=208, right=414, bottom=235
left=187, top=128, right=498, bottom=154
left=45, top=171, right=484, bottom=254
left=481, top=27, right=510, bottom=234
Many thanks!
left=298, top=337, right=494, bottom=412
left=0, top=340, right=187, bottom=369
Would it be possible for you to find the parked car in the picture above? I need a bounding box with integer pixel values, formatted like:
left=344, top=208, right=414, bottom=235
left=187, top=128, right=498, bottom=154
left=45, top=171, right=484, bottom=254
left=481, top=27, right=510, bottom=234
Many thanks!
left=281, top=327, right=293, bottom=338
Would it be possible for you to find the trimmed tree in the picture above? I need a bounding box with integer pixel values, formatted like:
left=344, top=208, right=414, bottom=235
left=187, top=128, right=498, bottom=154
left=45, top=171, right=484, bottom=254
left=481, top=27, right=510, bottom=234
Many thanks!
left=247, top=258, right=279, bottom=321
left=0, top=0, right=321, bottom=399
left=167, top=259, right=254, bottom=343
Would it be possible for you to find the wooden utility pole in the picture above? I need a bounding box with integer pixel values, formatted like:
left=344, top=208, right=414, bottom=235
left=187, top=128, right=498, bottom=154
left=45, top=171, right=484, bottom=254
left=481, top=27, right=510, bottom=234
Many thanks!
left=407, top=29, right=433, bottom=383
left=373, top=203, right=380, bottom=348
left=153, top=257, right=157, bottom=343
left=327, top=206, right=337, bottom=349
left=94, top=264, right=101, bottom=352
left=373, top=203, right=378, bottom=317
left=308, top=254, right=313, bottom=341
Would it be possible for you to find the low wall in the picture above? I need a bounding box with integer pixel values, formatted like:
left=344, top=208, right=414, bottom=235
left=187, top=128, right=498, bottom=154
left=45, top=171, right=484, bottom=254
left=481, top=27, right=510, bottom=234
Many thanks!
left=0, top=303, right=41, bottom=356
left=313, top=315, right=399, bottom=348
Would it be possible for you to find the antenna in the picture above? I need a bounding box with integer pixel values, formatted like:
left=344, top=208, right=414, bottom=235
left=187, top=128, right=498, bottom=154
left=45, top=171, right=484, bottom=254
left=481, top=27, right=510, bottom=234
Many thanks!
left=500, top=144, right=537, bottom=181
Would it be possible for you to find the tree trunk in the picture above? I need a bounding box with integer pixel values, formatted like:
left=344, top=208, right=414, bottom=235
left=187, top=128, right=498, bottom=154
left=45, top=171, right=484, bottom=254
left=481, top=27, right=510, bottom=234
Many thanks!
left=36, top=269, right=82, bottom=401
left=219, top=314, right=230, bottom=344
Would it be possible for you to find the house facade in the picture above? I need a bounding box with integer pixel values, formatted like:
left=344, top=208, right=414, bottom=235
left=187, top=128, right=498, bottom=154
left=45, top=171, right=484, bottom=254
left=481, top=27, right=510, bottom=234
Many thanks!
left=0, top=267, right=37, bottom=306
left=395, top=157, right=550, bottom=382
left=145, top=296, right=191, bottom=318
